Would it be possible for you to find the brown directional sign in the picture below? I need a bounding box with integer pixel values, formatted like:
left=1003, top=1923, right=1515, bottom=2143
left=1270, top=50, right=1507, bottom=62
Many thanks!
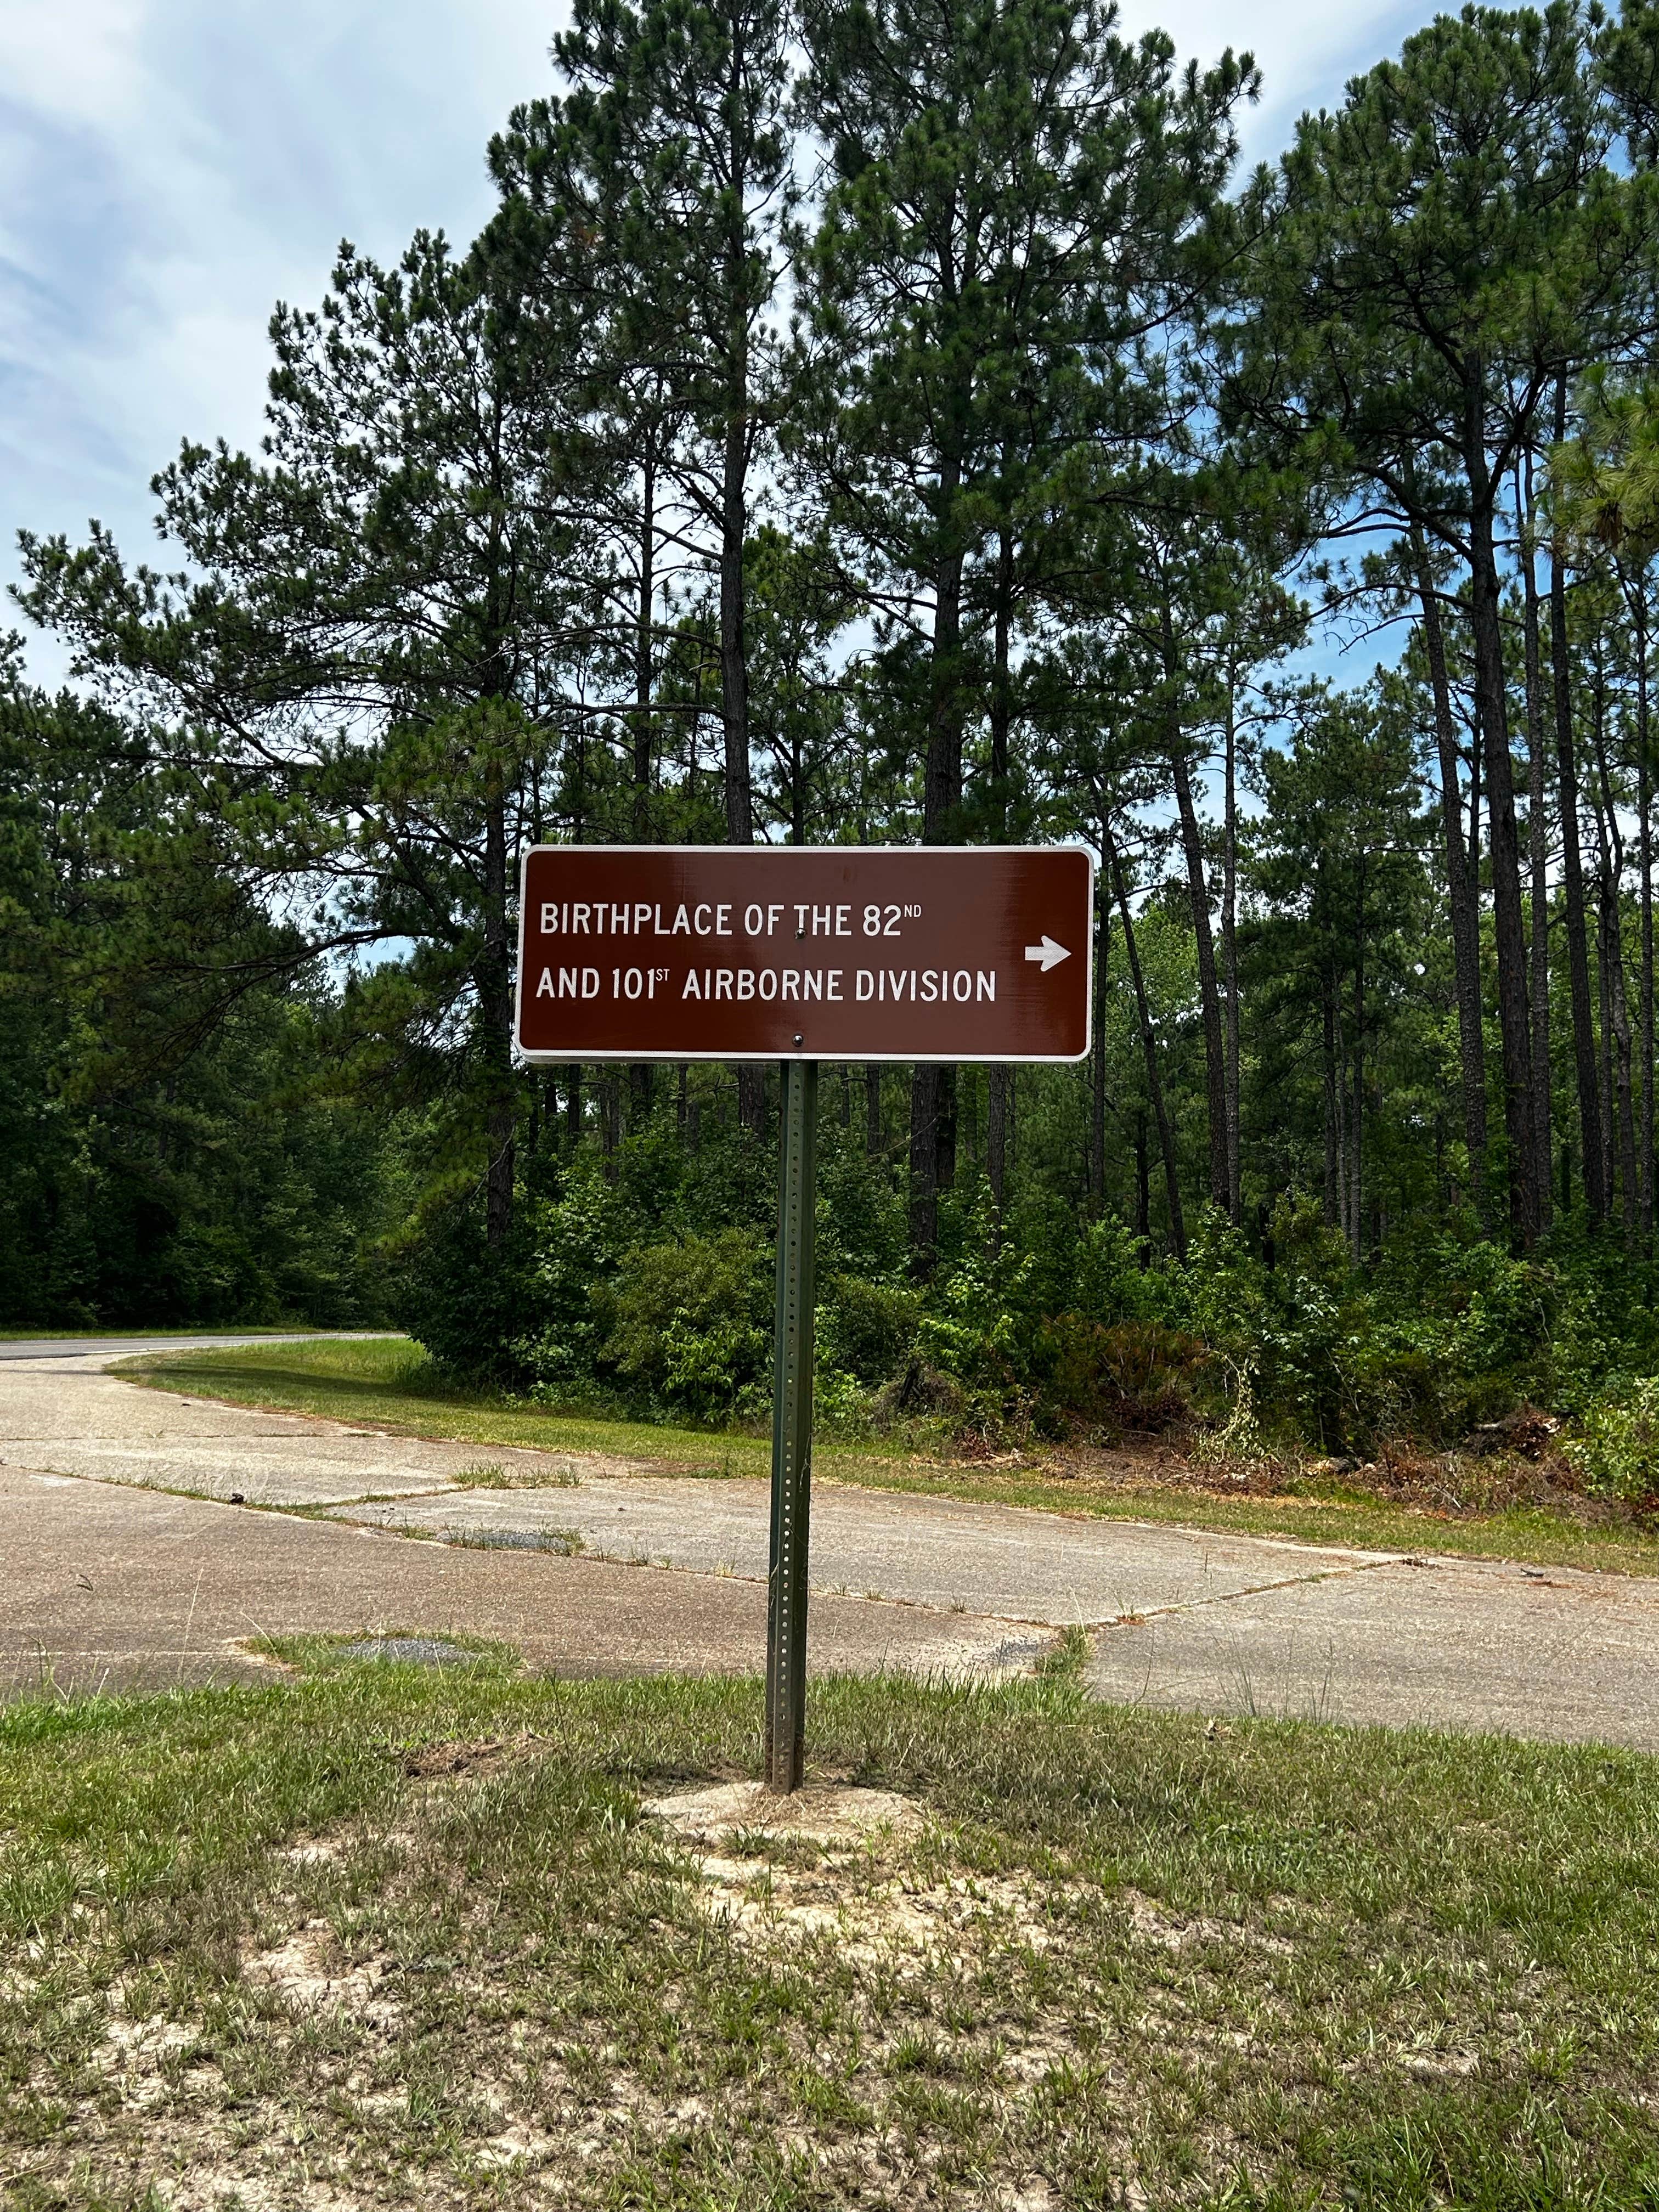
left=514, top=845, right=1092, bottom=1063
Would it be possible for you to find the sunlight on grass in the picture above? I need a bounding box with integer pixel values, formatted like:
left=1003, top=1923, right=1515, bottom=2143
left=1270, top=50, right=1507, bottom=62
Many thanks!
left=4, top=1667, right=1659, bottom=2204
left=126, top=1335, right=777, bottom=1475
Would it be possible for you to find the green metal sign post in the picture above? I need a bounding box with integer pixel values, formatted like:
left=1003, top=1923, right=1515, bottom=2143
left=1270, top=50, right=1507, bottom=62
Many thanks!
left=514, top=845, right=1096, bottom=1798
left=765, top=1059, right=817, bottom=1793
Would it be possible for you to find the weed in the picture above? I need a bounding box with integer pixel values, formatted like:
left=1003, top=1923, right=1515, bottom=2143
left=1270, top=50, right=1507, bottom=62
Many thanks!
left=1034, top=1624, right=1090, bottom=1680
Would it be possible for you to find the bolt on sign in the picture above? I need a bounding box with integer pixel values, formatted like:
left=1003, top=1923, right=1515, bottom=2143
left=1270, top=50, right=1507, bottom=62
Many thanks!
left=514, top=845, right=1093, bottom=1063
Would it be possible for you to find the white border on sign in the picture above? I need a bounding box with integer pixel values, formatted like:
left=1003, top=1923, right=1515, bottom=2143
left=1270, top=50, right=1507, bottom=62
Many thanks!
left=511, top=843, right=1096, bottom=1065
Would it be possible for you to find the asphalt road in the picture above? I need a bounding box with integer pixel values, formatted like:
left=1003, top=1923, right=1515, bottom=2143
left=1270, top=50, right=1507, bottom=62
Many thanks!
left=3, top=1346, right=1657, bottom=1751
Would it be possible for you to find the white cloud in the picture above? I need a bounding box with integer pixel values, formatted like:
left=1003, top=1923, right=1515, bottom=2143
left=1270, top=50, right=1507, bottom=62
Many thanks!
left=2, top=0, right=1428, bottom=687
left=2, top=0, right=561, bottom=680
left=1120, top=0, right=1425, bottom=159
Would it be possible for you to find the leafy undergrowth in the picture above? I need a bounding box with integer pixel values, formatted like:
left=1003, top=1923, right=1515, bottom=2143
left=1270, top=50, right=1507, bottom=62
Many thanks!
left=4, top=1656, right=1659, bottom=2209
left=122, top=1339, right=1659, bottom=1577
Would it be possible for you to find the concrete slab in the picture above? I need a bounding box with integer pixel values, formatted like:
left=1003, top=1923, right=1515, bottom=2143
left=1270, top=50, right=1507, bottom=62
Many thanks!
left=1085, top=1552, right=1659, bottom=1753
left=2, top=1438, right=467, bottom=1506
left=0, top=1354, right=327, bottom=1440
left=326, top=1476, right=1392, bottom=1621
left=0, top=1466, right=1036, bottom=1700
left=8, top=1345, right=1659, bottom=1756
left=0, top=1353, right=656, bottom=1498
left=9, top=1434, right=631, bottom=1506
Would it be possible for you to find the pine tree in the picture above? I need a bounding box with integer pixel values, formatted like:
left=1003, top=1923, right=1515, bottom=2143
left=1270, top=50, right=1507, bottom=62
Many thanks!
left=795, top=0, right=1250, bottom=1261
left=1226, top=0, right=1655, bottom=1244
left=20, top=229, right=595, bottom=1244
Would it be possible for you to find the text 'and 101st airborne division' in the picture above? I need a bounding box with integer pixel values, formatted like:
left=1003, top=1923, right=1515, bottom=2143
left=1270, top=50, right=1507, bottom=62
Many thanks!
left=514, top=845, right=1093, bottom=1063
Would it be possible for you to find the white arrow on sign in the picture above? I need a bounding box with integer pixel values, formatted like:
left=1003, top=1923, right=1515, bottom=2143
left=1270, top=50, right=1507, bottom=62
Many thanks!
left=1024, top=935, right=1071, bottom=973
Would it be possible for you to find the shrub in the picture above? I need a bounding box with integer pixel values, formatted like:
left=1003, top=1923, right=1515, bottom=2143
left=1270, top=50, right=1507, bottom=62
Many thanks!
left=1070, top=1215, right=1175, bottom=1327
left=813, top=1363, right=874, bottom=1437
left=392, top=1201, right=538, bottom=1387
left=917, top=1207, right=1040, bottom=1397
left=601, top=1228, right=771, bottom=1423
left=514, top=1171, right=634, bottom=1394
left=818, top=1273, right=921, bottom=1384
left=870, top=1359, right=967, bottom=1428
left=1562, top=1378, right=1659, bottom=1508
left=1034, top=1313, right=1205, bottom=1432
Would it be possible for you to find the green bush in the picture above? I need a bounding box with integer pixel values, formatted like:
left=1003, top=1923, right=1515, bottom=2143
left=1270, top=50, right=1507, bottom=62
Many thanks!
left=601, top=1228, right=772, bottom=1423
left=392, top=1202, right=539, bottom=1387
left=1069, top=1216, right=1177, bottom=1327
left=398, top=1109, right=1659, bottom=1460
left=917, top=1204, right=1041, bottom=1394
left=1563, top=1378, right=1659, bottom=1507
left=817, top=1273, right=921, bottom=1384
left=514, top=1171, right=635, bottom=1394
left=812, top=1362, right=876, bottom=1437
left=1034, top=1313, right=1206, bottom=1432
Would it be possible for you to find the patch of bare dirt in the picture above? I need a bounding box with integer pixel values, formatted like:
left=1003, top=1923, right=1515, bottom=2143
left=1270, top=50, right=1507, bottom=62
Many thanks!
left=95, top=1997, right=200, bottom=2109
left=277, top=1835, right=341, bottom=1866
left=693, top=1853, right=1078, bottom=1971
left=402, top=1735, right=511, bottom=1779
left=162, top=2164, right=360, bottom=2212
left=647, top=1785, right=1098, bottom=1983
left=644, top=1778, right=924, bottom=1847
left=1121, top=1888, right=1294, bottom=1958
left=241, top=1920, right=400, bottom=2033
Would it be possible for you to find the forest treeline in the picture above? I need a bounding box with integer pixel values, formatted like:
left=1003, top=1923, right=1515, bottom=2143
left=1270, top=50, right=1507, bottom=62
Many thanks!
left=9, top=0, right=1659, bottom=1463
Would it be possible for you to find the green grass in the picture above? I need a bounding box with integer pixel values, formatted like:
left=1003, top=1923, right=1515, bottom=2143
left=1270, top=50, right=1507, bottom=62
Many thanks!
left=125, top=1335, right=780, bottom=1472
left=3, top=1658, right=1658, bottom=2208
left=121, top=1335, right=1659, bottom=1578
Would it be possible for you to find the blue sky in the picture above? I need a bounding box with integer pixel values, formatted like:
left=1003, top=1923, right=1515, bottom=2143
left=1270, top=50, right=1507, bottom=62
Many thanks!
left=2, top=0, right=1429, bottom=690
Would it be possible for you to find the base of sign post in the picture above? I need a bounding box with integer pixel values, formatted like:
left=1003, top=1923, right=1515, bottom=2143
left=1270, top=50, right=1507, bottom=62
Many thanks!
left=765, top=1059, right=817, bottom=1794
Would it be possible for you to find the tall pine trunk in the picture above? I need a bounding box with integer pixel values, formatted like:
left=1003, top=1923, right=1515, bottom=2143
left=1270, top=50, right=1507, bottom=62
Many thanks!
left=1590, top=681, right=1639, bottom=1238
left=1596, top=847, right=1617, bottom=1216
left=482, top=773, right=515, bottom=1246
left=1222, top=678, right=1241, bottom=1222
left=1550, top=379, right=1606, bottom=1224
left=1465, top=437, right=1537, bottom=1243
left=1517, top=455, right=1552, bottom=1229
left=1412, top=527, right=1488, bottom=1217
left=719, top=37, right=763, bottom=1136
left=633, top=431, right=657, bottom=836
left=1618, top=567, right=1655, bottom=1251
left=985, top=527, right=1015, bottom=1223
left=719, top=392, right=751, bottom=848
left=1091, top=894, right=1109, bottom=1209
left=1639, top=592, right=1654, bottom=1251
left=1336, top=982, right=1345, bottom=1238
left=988, top=1067, right=1009, bottom=1209
left=1351, top=858, right=1366, bottom=1262
left=909, top=463, right=965, bottom=1268
left=1107, top=826, right=1185, bottom=1260
left=1158, top=592, right=1227, bottom=1214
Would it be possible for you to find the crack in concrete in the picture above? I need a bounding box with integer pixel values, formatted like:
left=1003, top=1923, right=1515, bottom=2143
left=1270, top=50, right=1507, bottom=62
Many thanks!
left=1097, top=1553, right=1414, bottom=1630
